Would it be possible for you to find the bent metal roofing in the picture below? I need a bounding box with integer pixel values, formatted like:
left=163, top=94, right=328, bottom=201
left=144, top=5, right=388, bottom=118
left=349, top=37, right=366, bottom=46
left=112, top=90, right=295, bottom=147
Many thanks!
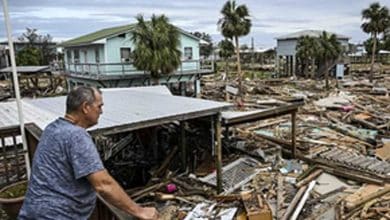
left=0, top=86, right=231, bottom=135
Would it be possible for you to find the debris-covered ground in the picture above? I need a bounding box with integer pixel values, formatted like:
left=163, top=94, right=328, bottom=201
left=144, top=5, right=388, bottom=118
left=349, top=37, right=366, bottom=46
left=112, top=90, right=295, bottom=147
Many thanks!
left=1, top=68, right=389, bottom=219
left=131, top=71, right=390, bottom=220
left=0, top=72, right=67, bottom=100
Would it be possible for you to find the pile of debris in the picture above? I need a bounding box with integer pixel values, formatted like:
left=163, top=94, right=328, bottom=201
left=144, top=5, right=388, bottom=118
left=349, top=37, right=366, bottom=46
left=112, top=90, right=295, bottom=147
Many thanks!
left=0, top=73, right=67, bottom=99
left=102, top=73, right=389, bottom=219
left=156, top=73, right=390, bottom=219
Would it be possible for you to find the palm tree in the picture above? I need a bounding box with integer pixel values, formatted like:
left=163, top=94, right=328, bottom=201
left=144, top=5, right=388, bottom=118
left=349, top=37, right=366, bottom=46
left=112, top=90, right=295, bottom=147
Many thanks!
left=218, top=39, right=235, bottom=79
left=132, top=14, right=181, bottom=84
left=296, top=36, right=317, bottom=78
left=317, top=32, right=342, bottom=90
left=218, top=0, right=251, bottom=98
left=361, top=2, right=390, bottom=82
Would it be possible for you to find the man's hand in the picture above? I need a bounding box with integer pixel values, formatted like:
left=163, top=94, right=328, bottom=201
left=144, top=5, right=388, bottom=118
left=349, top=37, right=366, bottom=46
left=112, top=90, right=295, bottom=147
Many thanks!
left=88, top=170, right=159, bottom=219
left=137, top=207, right=159, bottom=220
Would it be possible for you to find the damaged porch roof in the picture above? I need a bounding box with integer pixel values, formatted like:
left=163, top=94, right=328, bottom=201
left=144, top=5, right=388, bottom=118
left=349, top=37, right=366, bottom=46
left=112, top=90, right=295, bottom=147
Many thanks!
left=0, top=86, right=232, bottom=135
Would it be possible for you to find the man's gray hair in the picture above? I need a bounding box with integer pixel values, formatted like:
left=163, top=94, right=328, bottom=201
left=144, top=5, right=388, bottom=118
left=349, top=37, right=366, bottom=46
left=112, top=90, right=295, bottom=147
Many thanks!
left=66, top=86, right=101, bottom=114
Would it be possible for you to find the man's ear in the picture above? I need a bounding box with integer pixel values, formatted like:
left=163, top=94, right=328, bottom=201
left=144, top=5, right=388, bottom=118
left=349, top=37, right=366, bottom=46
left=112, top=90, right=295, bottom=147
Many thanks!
left=81, top=101, right=90, bottom=114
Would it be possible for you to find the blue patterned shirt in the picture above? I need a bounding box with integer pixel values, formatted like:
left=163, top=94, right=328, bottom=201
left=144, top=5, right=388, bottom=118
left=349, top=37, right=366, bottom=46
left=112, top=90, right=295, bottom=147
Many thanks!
left=19, top=118, right=104, bottom=220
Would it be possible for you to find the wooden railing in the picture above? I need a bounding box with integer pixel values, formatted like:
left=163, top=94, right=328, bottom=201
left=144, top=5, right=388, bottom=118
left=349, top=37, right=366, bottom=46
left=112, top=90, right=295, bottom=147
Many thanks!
left=0, top=123, right=41, bottom=189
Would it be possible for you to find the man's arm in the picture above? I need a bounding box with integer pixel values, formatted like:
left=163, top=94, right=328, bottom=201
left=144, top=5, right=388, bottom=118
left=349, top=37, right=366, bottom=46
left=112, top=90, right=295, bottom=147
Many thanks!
left=87, top=169, right=159, bottom=220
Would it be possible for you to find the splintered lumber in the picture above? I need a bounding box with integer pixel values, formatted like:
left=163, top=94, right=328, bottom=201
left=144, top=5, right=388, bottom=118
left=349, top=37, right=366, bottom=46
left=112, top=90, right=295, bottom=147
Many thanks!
left=213, top=194, right=241, bottom=202
left=376, top=142, right=390, bottom=161
left=360, top=198, right=380, bottom=219
left=151, top=146, right=178, bottom=178
left=296, top=165, right=318, bottom=182
left=276, top=175, right=285, bottom=219
left=241, top=191, right=272, bottom=220
left=328, top=122, right=376, bottom=145
left=344, top=184, right=390, bottom=210
left=318, top=165, right=384, bottom=185
left=351, top=116, right=378, bottom=130
left=290, top=181, right=316, bottom=220
left=155, top=192, right=196, bottom=205
left=130, top=181, right=168, bottom=201
left=245, top=118, right=288, bottom=131
left=281, top=185, right=308, bottom=220
left=296, top=169, right=323, bottom=188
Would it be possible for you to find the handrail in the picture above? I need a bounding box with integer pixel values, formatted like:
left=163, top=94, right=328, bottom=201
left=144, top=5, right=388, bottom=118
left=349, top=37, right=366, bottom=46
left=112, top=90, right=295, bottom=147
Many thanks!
left=65, top=59, right=214, bottom=75
left=0, top=123, right=41, bottom=188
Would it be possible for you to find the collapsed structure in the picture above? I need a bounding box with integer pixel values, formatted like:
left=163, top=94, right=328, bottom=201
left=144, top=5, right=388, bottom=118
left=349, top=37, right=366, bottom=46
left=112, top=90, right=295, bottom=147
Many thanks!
left=0, top=68, right=390, bottom=219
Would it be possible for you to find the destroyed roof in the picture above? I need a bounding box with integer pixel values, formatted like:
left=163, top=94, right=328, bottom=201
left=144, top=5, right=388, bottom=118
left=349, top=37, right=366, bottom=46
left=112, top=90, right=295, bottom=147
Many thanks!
left=60, top=23, right=202, bottom=47
left=0, top=66, right=50, bottom=73
left=276, top=30, right=350, bottom=40
left=0, top=86, right=231, bottom=135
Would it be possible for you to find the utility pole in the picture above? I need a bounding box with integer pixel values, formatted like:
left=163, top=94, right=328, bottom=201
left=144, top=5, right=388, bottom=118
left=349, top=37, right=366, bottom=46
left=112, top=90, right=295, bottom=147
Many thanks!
left=2, top=0, right=31, bottom=179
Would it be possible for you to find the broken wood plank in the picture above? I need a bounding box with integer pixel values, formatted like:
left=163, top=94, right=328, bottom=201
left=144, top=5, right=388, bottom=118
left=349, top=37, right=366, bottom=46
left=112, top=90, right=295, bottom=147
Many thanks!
left=241, top=191, right=272, bottom=220
left=376, top=142, right=390, bottom=161
left=276, top=175, right=285, bottom=219
left=351, top=116, right=378, bottom=130
left=281, top=185, right=307, bottom=220
left=290, top=181, right=316, bottom=220
left=318, top=165, right=385, bottom=185
left=296, top=169, right=323, bottom=188
left=344, top=184, right=390, bottom=210
left=129, top=181, right=168, bottom=201
left=151, top=146, right=178, bottom=178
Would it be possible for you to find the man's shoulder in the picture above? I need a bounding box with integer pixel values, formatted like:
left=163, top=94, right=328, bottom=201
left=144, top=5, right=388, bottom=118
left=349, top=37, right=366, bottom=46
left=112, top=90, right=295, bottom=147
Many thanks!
left=44, top=118, right=89, bottom=139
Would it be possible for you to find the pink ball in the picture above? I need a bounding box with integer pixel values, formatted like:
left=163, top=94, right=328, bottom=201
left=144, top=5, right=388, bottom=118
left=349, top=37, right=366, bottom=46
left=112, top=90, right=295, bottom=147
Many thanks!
left=166, top=183, right=177, bottom=193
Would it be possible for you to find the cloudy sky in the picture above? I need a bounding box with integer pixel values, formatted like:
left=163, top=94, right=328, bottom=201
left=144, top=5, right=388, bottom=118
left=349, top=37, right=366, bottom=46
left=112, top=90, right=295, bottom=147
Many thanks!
left=1, top=0, right=389, bottom=48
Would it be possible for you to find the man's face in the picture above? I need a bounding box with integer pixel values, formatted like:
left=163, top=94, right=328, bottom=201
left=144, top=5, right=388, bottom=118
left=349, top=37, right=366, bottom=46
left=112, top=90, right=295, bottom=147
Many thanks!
left=85, top=90, right=104, bottom=128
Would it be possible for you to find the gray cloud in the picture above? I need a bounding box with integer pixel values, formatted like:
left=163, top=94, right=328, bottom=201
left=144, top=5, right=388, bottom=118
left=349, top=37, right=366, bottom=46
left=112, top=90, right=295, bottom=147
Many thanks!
left=1, top=0, right=390, bottom=47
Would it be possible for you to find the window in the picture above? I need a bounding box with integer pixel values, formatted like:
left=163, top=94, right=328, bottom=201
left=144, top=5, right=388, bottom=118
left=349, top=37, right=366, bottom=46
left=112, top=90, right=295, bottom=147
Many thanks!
left=74, top=49, right=80, bottom=63
left=66, top=50, right=71, bottom=63
left=184, top=47, right=192, bottom=60
left=120, top=48, right=132, bottom=62
left=95, top=48, right=100, bottom=63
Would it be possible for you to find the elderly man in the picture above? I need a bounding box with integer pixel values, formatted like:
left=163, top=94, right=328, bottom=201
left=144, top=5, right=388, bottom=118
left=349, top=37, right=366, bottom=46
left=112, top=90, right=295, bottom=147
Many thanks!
left=19, top=86, right=158, bottom=220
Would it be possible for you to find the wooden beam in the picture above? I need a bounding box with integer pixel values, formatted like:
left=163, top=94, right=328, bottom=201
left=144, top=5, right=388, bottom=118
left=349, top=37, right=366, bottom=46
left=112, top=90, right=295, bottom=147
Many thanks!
left=180, top=121, right=187, bottom=171
left=291, top=111, right=297, bottom=158
left=214, top=113, right=223, bottom=194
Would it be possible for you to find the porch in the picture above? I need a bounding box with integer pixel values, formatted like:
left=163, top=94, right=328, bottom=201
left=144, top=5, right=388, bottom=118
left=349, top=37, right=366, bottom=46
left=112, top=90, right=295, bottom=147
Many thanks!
left=64, top=60, right=214, bottom=96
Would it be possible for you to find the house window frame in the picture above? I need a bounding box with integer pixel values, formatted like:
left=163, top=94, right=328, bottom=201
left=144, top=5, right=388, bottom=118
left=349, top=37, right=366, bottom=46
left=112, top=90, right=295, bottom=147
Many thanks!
left=74, top=49, right=80, bottom=64
left=120, top=47, right=132, bottom=63
left=95, top=48, right=100, bottom=63
left=66, top=50, right=71, bottom=63
left=184, top=47, right=193, bottom=60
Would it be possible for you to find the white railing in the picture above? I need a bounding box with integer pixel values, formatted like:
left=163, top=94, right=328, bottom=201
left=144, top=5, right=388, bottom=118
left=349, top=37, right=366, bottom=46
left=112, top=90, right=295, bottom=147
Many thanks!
left=66, top=59, right=214, bottom=75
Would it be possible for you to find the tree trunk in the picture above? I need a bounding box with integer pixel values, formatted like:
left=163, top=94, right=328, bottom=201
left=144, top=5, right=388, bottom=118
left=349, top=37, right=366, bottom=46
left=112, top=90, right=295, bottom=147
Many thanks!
left=369, top=33, right=377, bottom=83
left=311, top=58, right=315, bottom=79
left=325, top=60, right=329, bottom=90
left=304, top=59, right=309, bottom=78
left=225, top=58, right=229, bottom=101
left=225, top=58, right=229, bottom=80
left=235, top=37, right=243, bottom=100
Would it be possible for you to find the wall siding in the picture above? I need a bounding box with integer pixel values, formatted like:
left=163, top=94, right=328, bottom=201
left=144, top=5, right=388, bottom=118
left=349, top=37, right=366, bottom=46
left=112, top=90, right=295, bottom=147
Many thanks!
left=277, top=38, right=350, bottom=57
left=179, top=34, right=200, bottom=71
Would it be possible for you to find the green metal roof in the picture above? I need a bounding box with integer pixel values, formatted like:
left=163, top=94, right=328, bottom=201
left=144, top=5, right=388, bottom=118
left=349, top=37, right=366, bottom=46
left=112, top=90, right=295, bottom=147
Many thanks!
left=60, top=23, right=201, bottom=48
left=60, top=24, right=135, bottom=47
